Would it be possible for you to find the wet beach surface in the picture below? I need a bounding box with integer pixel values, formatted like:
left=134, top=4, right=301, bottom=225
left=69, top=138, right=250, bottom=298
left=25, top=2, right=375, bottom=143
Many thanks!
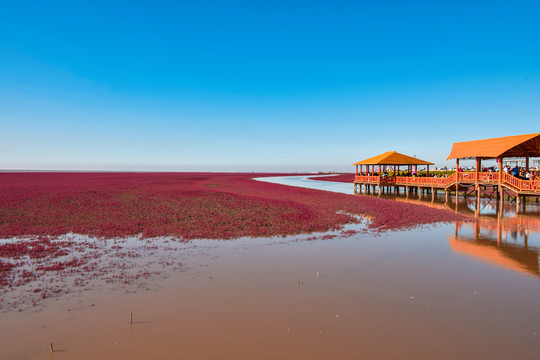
left=1, top=176, right=540, bottom=359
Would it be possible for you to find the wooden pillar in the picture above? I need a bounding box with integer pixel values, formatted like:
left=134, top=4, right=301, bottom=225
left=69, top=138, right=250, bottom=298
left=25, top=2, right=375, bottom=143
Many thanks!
left=427, top=165, right=430, bottom=175
left=356, top=165, right=358, bottom=176
left=445, top=190, right=449, bottom=202
left=406, top=185, right=409, bottom=198
left=526, top=156, right=529, bottom=171
left=431, top=187, right=435, bottom=202
left=475, top=158, right=480, bottom=183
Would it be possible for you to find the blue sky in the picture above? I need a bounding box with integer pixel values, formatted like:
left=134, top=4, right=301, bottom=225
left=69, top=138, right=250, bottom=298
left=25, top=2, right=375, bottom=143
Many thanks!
left=1, top=0, right=539, bottom=171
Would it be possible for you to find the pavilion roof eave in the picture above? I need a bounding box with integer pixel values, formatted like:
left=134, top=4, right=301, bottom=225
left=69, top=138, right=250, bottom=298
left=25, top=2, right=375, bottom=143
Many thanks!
left=353, top=151, right=434, bottom=166
left=447, top=133, right=540, bottom=160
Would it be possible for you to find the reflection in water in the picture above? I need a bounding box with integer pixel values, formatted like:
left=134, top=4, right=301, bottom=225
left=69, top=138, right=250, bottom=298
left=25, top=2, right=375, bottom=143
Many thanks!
left=374, top=190, right=540, bottom=277
left=449, top=221, right=539, bottom=277
left=264, top=176, right=540, bottom=278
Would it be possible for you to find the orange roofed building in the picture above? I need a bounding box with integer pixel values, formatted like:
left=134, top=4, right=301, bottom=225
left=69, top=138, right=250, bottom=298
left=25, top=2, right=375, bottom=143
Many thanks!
left=353, top=151, right=433, bottom=176
left=353, top=133, right=540, bottom=202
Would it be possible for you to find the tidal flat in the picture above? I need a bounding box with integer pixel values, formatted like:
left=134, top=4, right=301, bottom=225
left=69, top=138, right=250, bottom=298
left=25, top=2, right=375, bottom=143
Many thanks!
left=1, top=174, right=539, bottom=359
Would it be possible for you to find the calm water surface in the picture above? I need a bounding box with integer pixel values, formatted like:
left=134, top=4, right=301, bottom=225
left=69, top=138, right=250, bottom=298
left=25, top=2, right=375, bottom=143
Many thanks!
left=1, top=176, right=540, bottom=359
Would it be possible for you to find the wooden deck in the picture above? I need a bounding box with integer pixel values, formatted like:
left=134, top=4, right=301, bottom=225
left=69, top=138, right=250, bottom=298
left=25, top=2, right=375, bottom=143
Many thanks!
left=354, top=172, right=540, bottom=198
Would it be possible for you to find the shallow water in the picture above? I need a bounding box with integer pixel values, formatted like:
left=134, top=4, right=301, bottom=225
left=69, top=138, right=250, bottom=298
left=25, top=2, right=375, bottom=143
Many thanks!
left=1, top=177, right=540, bottom=359
left=254, top=174, right=355, bottom=194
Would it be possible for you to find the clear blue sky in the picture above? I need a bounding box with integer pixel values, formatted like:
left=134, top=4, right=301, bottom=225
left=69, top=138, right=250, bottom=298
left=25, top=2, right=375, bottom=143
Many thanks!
left=1, top=0, right=539, bottom=171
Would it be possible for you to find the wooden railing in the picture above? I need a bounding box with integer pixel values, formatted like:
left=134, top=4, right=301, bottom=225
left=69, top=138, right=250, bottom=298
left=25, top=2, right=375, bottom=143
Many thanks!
left=355, top=175, right=381, bottom=183
left=458, top=172, right=476, bottom=181
left=356, top=173, right=456, bottom=187
left=355, top=171, right=540, bottom=193
left=502, top=172, right=540, bottom=192
left=478, top=172, right=499, bottom=182
left=395, top=176, right=447, bottom=186
left=354, top=175, right=398, bottom=184
left=503, top=172, right=520, bottom=190
left=521, top=179, right=540, bottom=191
left=456, top=172, right=499, bottom=182
left=355, top=172, right=540, bottom=193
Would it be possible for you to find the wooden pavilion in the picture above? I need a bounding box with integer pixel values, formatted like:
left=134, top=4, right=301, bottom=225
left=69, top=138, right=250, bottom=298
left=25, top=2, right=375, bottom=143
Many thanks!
left=353, top=151, right=434, bottom=196
left=447, top=132, right=540, bottom=204
left=353, top=133, right=540, bottom=206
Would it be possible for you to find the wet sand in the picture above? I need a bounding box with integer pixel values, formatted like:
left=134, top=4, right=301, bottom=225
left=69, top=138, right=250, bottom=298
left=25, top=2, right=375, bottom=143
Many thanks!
left=1, top=176, right=540, bottom=359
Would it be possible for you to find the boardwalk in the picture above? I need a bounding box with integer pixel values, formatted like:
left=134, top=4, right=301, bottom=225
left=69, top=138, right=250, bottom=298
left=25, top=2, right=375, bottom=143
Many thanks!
left=353, top=133, right=540, bottom=204
left=354, top=171, right=540, bottom=196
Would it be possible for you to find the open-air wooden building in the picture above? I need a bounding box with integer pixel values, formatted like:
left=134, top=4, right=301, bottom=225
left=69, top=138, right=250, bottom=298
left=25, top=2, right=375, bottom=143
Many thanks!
left=353, top=133, right=540, bottom=205
left=353, top=151, right=434, bottom=196
left=353, top=151, right=433, bottom=176
left=447, top=132, right=540, bottom=203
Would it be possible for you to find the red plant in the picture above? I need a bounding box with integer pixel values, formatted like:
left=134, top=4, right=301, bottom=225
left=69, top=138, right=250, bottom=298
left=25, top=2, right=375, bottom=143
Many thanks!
left=0, top=172, right=467, bottom=239
left=307, top=174, right=355, bottom=183
left=0, top=172, right=469, bottom=310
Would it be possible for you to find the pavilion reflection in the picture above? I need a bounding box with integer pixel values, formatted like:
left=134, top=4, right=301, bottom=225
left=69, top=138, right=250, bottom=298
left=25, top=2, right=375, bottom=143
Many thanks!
left=448, top=219, right=539, bottom=277
left=372, top=190, right=540, bottom=277
left=448, top=197, right=540, bottom=277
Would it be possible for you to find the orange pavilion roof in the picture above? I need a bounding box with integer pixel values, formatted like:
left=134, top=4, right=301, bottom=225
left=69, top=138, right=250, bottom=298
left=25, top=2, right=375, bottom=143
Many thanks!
left=353, top=151, right=433, bottom=166
left=447, top=133, right=540, bottom=160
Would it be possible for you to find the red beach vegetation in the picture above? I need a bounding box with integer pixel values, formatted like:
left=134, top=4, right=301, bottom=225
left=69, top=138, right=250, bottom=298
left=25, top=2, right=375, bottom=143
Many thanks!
left=0, top=172, right=468, bottom=307
left=307, top=173, right=355, bottom=183
left=0, top=172, right=467, bottom=241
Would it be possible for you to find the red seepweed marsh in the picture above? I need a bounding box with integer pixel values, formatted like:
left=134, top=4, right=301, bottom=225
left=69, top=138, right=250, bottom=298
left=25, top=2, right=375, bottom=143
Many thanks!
left=1, top=172, right=539, bottom=360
